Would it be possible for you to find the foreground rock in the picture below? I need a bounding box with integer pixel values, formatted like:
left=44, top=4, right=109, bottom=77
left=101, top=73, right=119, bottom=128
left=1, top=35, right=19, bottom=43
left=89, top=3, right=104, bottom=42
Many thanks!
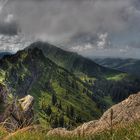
left=3, top=95, right=34, bottom=132
left=0, top=84, right=8, bottom=121
left=47, top=92, right=140, bottom=137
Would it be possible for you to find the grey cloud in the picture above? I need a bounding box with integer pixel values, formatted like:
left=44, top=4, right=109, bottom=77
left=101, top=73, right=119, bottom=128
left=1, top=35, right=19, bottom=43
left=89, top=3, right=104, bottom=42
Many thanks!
left=2, top=0, right=139, bottom=43
left=0, top=0, right=140, bottom=59
left=0, top=0, right=19, bottom=35
left=0, top=22, right=18, bottom=35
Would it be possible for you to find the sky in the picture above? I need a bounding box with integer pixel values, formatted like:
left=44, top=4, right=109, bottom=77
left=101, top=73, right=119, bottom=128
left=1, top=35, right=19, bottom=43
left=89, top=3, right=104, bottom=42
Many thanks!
left=0, top=0, right=140, bottom=58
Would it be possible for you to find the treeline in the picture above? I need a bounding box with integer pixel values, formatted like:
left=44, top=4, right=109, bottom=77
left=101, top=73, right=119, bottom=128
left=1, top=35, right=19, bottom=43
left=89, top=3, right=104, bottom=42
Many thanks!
left=86, top=77, right=140, bottom=112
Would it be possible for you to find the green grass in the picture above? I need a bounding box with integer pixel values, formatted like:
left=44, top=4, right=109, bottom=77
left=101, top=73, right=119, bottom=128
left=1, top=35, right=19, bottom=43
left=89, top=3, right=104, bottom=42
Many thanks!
left=1, top=121, right=139, bottom=140
left=0, top=69, right=5, bottom=83
left=105, top=73, right=128, bottom=81
left=0, top=127, right=9, bottom=139
left=104, top=96, right=114, bottom=106
left=92, top=121, right=140, bottom=140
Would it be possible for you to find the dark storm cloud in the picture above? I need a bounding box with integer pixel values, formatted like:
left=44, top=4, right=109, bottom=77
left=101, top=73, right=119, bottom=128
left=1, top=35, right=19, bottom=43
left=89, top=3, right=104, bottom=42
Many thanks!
left=0, top=21, right=19, bottom=35
left=1, top=0, right=139, bottom=43
left=0, top=0, right=19, bottom=35
left=0, top=0, right=140, bottom=58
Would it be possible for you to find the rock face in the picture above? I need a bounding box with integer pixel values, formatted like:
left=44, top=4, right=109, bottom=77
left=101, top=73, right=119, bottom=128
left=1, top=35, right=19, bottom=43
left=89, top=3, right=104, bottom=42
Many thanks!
left=4, top=95, right=34, bottom=132
left=47, top=92, right=140, bottom=137
left=0, top=83, right=8, bottom=104
left=0, top=84, right=8, bottom=122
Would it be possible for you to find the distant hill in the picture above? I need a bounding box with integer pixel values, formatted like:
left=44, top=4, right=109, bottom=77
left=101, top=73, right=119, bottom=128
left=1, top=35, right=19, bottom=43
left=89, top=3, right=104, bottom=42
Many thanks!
left=0, top=52, right=11, bottom=59
left=94, top=58, right=140, bottom=77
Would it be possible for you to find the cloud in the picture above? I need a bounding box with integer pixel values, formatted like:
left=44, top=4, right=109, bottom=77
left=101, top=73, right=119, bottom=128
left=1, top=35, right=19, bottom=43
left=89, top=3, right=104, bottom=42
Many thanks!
left=70, top=32, right=111, bottom=52
left=97, top=33, right=110, bottom=49
left=0, top=0, right=9, bottom=13
left=2, top=0, right=140, bottom=43
left=0, top=34, right=32, bottom=52
left=0, top=0, right=140, bottom=58
left=0, top=21, right=19, bottom=35
left=4, top=14, right=14, bottom=23
left=0, top=0, right=19, bottom=35
left=70, top=43, right=94, bottom=52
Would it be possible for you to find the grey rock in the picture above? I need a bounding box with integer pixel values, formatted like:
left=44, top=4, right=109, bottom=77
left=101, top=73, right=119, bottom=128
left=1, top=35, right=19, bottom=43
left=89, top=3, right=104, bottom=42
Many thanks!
left=2, top=94, right=34, bottom=132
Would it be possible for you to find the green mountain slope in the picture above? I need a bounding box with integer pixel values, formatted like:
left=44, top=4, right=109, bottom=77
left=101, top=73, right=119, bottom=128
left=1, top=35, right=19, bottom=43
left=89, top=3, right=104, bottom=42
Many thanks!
left=0, top=47, right=102, bottom=128
left=28, top=42, right=120, bottom=79
left=28, top=41, right=140, bottom=105
left=0, top=43, right=140, bottom=129
left=94, top=58, right=140, bottom=77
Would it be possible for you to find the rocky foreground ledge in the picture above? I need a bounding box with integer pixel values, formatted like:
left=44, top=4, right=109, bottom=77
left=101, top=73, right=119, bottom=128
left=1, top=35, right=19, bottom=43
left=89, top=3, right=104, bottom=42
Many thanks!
left=3, top=95, right=34, bottom=131
left=47, top=92, right=140, bottom=137
left=0, top=84, right=34, bottom=132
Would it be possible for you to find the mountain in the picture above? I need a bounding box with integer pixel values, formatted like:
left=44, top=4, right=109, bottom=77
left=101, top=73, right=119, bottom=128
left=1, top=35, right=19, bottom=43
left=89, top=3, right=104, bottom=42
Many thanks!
left=0, top=42, right=140, bottom=129
left=0, top=42, right=140, bottom=139
left=28, top=42, right=120, bottom=79
left=28, top=41, right=140, bottom=105
left=47, top=92, right=140, bottom=137
left=0, top=47, right=102, bottom=128
left=0, top=52, right=11, bottom=59
left=94, top=58, right=140, bottom=77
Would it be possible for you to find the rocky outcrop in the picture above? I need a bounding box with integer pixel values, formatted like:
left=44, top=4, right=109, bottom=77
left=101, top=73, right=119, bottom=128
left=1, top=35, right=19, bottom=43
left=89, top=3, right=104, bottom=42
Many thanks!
left=47, top=92, right=140, bottom=137
left=0, top=83, right=8, bottom=104
left=0, top=84, right=8, bottom=122
left=0, top=92, right=34, bottom=132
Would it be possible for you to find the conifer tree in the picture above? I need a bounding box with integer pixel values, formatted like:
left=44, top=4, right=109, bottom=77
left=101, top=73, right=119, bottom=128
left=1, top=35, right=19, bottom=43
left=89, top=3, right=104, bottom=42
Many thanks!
left=52, top=94, right=57, bottom=105
left=70, top=105, right=75, bottom=118
left=51, top=117, right=58, bottom=128
left=45, top=105, right=52, bottom=116
left=59, top=115, right=64, bottom=127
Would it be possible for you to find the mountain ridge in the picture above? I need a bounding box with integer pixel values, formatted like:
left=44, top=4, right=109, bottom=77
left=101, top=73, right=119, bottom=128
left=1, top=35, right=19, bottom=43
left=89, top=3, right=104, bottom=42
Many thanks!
left=27, top=41, right=140, bottom=105
left=28, top=41, right=121, bottom=78
left=94, top=58, right=140, bottom=77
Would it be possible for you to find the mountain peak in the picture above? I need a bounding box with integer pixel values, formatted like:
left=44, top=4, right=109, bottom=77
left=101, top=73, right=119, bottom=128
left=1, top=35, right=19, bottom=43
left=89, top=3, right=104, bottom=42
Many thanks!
left=28, top=41, right=119, bottom=78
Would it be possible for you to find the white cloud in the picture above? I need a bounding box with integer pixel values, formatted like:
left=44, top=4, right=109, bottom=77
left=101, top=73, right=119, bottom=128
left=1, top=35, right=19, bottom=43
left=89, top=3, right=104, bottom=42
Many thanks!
left=0, top=33, right=32, bottom=52
left=70, top=43, right=94, bottom=52
left=97, top=33, right=110, bottom=49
